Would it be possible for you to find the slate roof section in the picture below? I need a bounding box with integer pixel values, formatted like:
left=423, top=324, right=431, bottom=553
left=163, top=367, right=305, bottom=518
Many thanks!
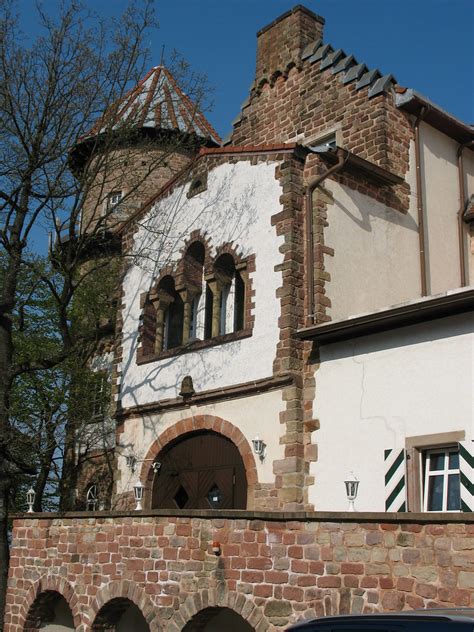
left=87, top=65, right=221, bottom=145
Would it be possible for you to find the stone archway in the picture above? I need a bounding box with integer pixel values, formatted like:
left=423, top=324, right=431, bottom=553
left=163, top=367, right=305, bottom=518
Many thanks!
left=178, top=590, right=268, bottom=632
left=85, top=580, right=161, bottom=632
left=141, top=415, right=258, bottom=509
left=23, top=591, right=75, bottom=632
left=151, top=430, right=247, bottom=510
left=91, top=598, right=150, bottom=631
left=182, top=607, right=254, bottom=632
left=20, top=577, right=81, bottom=632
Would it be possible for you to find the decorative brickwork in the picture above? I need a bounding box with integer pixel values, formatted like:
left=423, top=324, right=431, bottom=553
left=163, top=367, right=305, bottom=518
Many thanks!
left=5, top=513, right=474, bottom=631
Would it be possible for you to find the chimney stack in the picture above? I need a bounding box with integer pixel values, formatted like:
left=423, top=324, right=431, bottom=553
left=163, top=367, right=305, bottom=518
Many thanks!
left=255, top=5, right=325, bottom=83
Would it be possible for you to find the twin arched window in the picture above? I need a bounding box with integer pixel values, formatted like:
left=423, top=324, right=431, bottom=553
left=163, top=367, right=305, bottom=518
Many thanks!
left=143, top=242, right=246, bottom=355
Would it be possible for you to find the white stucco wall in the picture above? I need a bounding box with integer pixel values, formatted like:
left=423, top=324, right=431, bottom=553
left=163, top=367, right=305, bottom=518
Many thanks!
left=119, top=160, right=284, bottom=408
left=323, top=172, right=420, bottom=321
left=309, top=312, right=473, bottom=511
left=116, top=389, right=286, bottom=496
left=421, top=122, right=462, bottom=294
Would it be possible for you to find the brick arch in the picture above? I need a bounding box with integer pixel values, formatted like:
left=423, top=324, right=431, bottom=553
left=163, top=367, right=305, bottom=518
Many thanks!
left=178, top=589, right=269, bottom=631
left=140, top=415, right=258, bottom=509
left=20, top=576, right=81, bottom=632
left=178, top=229, right=213, bottom=270
left=84, top=580, right=161, bottom=632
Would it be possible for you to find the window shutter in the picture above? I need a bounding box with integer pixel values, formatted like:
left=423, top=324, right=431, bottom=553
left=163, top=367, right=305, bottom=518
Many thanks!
left=384, top=448, right=407, bottom=512
left=459, top=441, right=473, bottom=512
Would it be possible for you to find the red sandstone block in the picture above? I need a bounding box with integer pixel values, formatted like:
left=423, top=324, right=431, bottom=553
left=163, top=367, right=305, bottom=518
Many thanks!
left=361, top=577, right=378, bottom=588
left=382, top=591, right=405, bottom=610
left=241, top=543, right=259, bottom=557
left=397, top=577, right=414, bottom=592
left=282, top=533, right=296, bottom=545
left=341, top=563, right=364, bottom=575
left=406, top=595, right=424, bottom=610
left=231, top=557, right=246, bottom=570
left=297, top=575, right=316, bottom=587
left=380, top=577, right=395, bottom=589
left=291, top=560, right=308, bottom=574
left=265, top=570, right=289, bottom=584
left=344, top=575, right=359, bottom=588
left=163, top=548, right=178, bottom=560
left=288, top=545, right=303, bottom=559
left=247, top=557, right=272, bottom=570
left=416, top=583, right=437, bottom=599
left=318, top=576, right=341, bottom=588
left=283, top=586, right=304, bottom=602
left=380, top=523, right=398, bottom=531
left=242, top=570, right=264, bottom=583
left=309, top=561, right=324, bottom=575
left=254, top=584, right=273, bottom=598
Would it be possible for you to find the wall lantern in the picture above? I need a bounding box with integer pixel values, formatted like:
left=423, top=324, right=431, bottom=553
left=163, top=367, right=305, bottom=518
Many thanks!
left=344, top=471, right=359, bottom=512
left=252, top=436, right=266, bottom=461
left=26, top=487, right=36, bottom=514
left=133, top=480, right=145, bottom=511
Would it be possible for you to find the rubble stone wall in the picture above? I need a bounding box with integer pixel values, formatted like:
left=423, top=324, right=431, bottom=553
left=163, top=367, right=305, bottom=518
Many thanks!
left=5, top=512, right=474, bottom=631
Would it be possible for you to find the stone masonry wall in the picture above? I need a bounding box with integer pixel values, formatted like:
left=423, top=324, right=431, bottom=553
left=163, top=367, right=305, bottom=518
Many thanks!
left=5, top=512, right=474, bottom=631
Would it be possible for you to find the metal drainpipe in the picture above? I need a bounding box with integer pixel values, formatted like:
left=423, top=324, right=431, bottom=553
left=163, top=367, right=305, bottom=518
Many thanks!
left=457, top=140, right=474, bottom=287
left=306, top=147, right=349, bottom=325
left=413, top=106, right=428, bottom=296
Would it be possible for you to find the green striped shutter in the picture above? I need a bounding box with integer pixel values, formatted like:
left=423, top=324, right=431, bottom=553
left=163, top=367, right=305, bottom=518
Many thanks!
left=384, top=448, right=406, bottom=512
left=459, top=441, right=473, bottom=512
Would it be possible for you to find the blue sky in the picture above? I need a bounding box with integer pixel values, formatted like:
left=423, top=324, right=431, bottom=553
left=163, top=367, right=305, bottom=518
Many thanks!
left=19, top=0, right=473, bottom=139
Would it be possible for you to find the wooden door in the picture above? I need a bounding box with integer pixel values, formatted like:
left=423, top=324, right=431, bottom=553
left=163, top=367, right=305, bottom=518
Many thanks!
left=152, top=431, right=247, bottom=509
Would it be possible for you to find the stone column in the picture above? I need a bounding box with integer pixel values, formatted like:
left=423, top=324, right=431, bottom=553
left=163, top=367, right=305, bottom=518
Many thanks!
left=150, top=290, right=173, bottom=353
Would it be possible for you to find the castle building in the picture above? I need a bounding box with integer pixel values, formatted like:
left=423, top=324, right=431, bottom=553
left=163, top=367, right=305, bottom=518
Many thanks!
left=5, top=6, right=474, bottom=632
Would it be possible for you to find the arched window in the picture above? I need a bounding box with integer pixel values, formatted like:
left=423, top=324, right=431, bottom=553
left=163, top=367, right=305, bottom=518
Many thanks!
left=86, top=484, right=98, bottom=511
left=212, top=253, right=245, bottom=336
left=151, top=276, right=184, bottom=352
left=182, top=242, right=205, bottom=342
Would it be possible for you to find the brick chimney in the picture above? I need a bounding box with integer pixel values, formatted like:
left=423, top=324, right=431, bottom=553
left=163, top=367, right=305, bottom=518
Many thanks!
left=255, top=5, right=325, bottom=83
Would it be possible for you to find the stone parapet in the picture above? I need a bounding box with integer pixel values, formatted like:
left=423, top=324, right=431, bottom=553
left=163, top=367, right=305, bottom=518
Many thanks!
left=5, top=512, right=474, bottom=631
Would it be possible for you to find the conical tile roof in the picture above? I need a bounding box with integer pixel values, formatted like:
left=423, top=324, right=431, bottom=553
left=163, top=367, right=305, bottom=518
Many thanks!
left=88, top=65, right=221, bottom=145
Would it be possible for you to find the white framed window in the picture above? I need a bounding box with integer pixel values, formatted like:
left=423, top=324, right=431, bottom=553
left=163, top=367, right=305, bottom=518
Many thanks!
left=102, top=190, right=123, bottom=218
left=423, top=447, right=461, bottom=512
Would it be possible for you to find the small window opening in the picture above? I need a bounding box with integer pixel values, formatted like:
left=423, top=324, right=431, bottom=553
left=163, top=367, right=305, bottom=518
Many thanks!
left=86, top=484, right=98, bottom=511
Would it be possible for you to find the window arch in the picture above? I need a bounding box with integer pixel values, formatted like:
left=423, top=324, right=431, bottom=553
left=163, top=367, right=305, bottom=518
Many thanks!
left=151, top=275, right=184, bottom=353
left=208, top=253, right=245, bottom=337
left=139, top=239, right=250, bottom=359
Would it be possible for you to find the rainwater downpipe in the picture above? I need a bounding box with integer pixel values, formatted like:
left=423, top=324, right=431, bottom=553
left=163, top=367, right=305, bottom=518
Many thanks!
left=457, top=140, right=473, bottom=287
left=306, top=147, right=349, bottom=325
left=413, top=106, right=428, bottom=297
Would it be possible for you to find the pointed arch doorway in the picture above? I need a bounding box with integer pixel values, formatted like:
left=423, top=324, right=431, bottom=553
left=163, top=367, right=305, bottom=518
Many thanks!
left=151, top=430, right=247, bottom=509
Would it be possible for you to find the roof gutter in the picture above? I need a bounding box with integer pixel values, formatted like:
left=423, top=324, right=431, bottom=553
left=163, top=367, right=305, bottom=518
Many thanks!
left=305, top=147, right=349, bottom=325
left=396, top=89, right=473, bottom=144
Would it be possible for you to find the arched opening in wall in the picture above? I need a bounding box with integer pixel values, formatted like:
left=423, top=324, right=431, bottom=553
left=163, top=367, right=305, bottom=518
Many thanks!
left=92, top=598, right=150, bottom=632
left=183, top=241, right=205, bottom=340
left=157, top=275, right=184, bottom=351
left=152, top=430, right=247, bottom=509
left=183, top=607, right=254, bottom=632
left=23, top=591, right=74, bottom=631
left=213, top=253, right=245, bottom=336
